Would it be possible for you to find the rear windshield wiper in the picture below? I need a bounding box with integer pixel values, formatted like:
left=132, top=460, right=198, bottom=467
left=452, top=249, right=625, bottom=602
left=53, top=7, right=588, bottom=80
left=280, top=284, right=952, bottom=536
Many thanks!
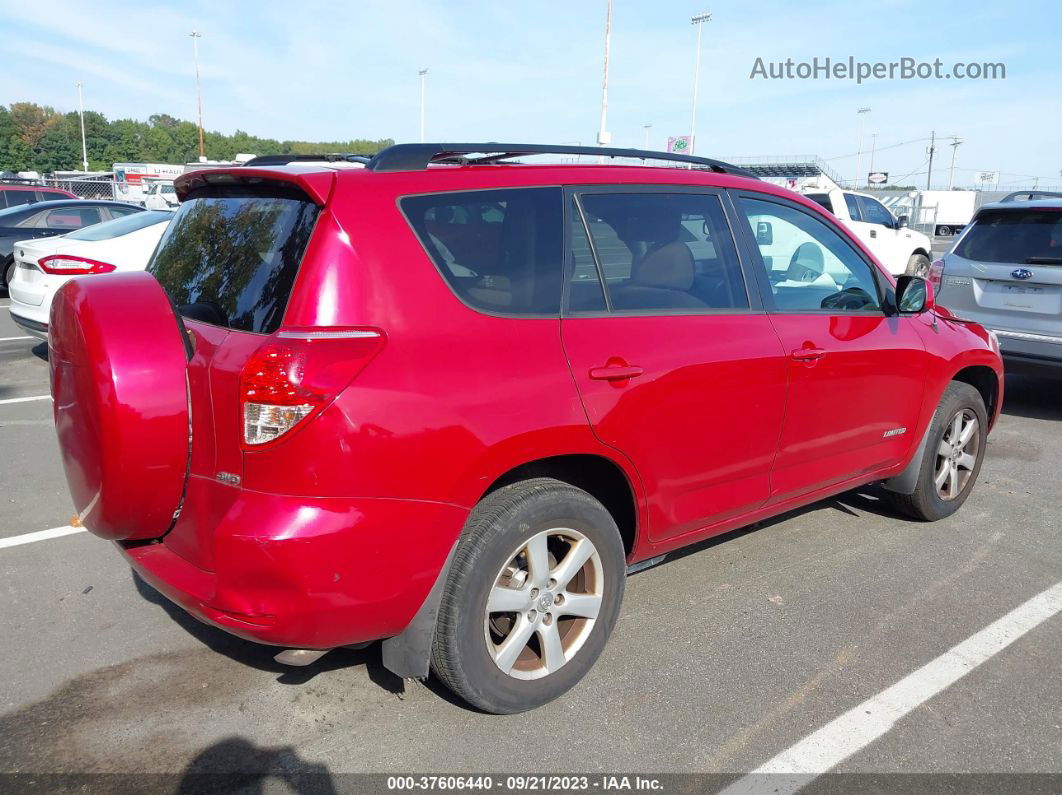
left=1025, top=257, right=1062, bottom=265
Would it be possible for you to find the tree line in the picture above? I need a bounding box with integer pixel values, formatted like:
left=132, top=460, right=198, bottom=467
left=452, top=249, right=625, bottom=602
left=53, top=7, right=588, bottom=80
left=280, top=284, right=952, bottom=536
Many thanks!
left=0, top=102, right=393, bottom=174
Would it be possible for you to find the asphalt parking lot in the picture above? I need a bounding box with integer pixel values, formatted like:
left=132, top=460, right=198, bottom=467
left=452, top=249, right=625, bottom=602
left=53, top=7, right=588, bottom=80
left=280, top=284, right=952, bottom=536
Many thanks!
left=1, top=291, right=1060, bottom=790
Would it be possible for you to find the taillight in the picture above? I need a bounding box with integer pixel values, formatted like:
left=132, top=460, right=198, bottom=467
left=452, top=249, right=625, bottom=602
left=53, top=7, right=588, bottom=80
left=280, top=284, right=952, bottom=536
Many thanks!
left=38, top=255, right=117, bottom=275
left=239, top=329, right=384, bottom=449
left=928, top=257, right=945, bottom=291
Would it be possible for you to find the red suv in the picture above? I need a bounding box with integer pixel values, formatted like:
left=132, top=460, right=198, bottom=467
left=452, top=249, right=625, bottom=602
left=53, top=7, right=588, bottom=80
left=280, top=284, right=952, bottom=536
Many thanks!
left=49, top=144, right=1003, bottom=713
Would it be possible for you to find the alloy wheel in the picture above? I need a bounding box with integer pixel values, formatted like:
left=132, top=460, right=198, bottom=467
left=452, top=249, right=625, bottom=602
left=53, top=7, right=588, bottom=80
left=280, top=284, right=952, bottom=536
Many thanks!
left=484, top=528, right=604, bottom=680
left=935, top=408, right=980, bottom=501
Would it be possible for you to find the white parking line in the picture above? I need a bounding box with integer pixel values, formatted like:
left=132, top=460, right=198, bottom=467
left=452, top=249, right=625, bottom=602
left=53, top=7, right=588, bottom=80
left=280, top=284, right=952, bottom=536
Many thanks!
left=720, top=580, right=1062, bottom=795
left=0, top=335, right=33, bottom=341
left=0, top=395, right=51, bottom=405
left=0, top=524, right=86, bottom=550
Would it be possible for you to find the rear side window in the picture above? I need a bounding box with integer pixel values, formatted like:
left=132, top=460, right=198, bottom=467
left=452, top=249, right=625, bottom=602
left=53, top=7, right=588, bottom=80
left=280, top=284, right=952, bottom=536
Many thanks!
left=954, top=210, right=1062, bottom=264
left=149, top=187, right=319, bottom=333
left=843, top=193, right=863, bottom=221
left=401, top=187, right=563, bottom=315
left=574, top=192, right=748, bottom=312
left=4, top=189, right=36, bottom=208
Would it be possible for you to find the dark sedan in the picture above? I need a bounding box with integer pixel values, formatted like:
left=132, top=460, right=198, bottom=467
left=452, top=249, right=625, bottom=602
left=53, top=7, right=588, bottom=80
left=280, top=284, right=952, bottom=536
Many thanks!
left=1, top=199, right=143, bottom=289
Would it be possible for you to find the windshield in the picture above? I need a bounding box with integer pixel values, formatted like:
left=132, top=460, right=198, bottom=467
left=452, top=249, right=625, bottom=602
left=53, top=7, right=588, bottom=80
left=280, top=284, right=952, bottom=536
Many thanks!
left=148, top=186, right=319, bottom=334
left=65, top=210, right=171, bottom=241
left=954, top=209, right=1062, bottom=264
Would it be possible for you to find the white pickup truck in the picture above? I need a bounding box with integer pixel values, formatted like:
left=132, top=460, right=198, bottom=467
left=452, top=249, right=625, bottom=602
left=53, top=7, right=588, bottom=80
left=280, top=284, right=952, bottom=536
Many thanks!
left=804, top=188, right=933, bottom=277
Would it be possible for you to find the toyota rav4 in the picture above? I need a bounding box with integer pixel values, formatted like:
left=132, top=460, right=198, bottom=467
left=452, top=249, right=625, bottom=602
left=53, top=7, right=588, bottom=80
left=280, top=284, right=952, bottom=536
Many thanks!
left=49, top=143, right=1003, bottom=714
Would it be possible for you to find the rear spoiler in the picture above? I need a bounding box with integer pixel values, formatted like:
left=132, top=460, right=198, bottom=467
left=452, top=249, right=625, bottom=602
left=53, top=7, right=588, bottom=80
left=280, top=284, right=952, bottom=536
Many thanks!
left=173, top=167, right=335, bottom=206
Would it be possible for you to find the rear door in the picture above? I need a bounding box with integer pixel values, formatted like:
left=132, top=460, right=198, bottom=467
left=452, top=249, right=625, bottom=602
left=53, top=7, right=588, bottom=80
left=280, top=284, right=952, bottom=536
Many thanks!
left=560, top=187, right=787, bottom=543
left=734, top=192, right=929, bottom=499
left=147, top=182, right=321, bottom=569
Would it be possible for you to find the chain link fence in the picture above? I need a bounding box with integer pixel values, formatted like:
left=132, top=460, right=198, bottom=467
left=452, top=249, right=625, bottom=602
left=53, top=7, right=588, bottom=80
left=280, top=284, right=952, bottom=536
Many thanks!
left=0, top=176, right=121, bottom=201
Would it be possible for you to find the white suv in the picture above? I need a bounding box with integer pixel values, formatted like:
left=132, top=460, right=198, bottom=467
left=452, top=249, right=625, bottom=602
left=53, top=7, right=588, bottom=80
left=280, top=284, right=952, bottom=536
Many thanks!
left=805, top=188, right=933, bottom=277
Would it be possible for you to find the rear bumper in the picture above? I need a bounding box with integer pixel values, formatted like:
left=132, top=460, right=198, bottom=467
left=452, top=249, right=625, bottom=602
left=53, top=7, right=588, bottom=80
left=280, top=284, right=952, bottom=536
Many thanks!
left=122, top=489, right=469, bottom=650
left=9, top=310, right=48, bottom=341
left=993, top=329, right=1062, bottom=374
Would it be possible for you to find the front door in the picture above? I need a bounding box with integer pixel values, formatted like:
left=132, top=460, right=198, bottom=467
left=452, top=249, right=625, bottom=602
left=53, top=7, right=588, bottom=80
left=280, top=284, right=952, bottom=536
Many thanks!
left=735, top=193, right=930, bottom=501
left=561, top=189, right=787, bottom=543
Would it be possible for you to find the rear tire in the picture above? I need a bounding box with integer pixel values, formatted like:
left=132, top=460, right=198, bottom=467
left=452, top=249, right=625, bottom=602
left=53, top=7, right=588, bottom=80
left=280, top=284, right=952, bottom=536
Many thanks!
left=885, top=382, right=987, bottom=521
left=431, top=478, right=626, bottom=714
left=906, top=253, right=931, bottom=277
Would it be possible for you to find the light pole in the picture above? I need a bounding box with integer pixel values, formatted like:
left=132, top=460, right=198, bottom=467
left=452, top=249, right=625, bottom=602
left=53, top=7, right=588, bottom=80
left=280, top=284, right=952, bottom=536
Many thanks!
left=643, top=123, right=652, bottom=149
left=597, top=0, right=613, bottom=162
left=76, top=82, right=88, bottom=172
left=948, top=137, right=963, bottom=189
left=869, top=133, right=877, bottom=175
left=190, top=31, right=205, bottom=160
left=689, top=12, right=712, bottom=155
left=418, top=68, right=428, bottom=143
left=854, top=106, right=871, bottom=186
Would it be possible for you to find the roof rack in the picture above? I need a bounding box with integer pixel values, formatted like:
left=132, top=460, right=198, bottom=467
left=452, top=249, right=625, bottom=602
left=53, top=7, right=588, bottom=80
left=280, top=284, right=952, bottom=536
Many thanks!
left=241, top=153, right=372, bottom=167
left=1000, top=190, right=1062, bottom=203
left=365, top=143, right=759, bottom=178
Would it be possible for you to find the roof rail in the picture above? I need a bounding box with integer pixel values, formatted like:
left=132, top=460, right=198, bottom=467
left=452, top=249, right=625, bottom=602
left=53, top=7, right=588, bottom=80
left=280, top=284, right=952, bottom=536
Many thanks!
left=365, top=143, right=759, bottom=178
left=1000, top=190, right=1062, bottom=203
left=241, top=153, right=372, bottom=167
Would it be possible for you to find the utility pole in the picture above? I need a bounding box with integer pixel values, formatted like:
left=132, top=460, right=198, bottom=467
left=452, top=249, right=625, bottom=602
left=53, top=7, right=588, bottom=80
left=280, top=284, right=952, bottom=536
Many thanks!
left=190, top=31, right=205, bottom=160
left=76, top=82, right=88, bottom=172
left=926, top=130, right=936, bottom=191
left=947, top=136, right=963, bottom=189
left=869, top=133, right=877, bottom=174
left=854, top=107, right=871, bottom=186
left=643, top=123, right=652, bottom=149
left=418, top=68, right=428, bottom=143
left=597, top=0, right=613, bottom=162
left=689, top=12, right=712, bottom=155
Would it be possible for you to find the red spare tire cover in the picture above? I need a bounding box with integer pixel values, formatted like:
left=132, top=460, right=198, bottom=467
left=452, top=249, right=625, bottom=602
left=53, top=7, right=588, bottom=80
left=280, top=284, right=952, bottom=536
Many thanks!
left=49, top=272, right=190, bottom=541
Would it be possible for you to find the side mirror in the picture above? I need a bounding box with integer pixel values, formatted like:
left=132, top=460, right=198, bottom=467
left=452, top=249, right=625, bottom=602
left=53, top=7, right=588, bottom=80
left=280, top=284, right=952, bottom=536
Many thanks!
left=895, top=275, right=934, bottom=314
left=896, top=215, right=909, bottom=229
left=756, top=221, right=773, bottom=245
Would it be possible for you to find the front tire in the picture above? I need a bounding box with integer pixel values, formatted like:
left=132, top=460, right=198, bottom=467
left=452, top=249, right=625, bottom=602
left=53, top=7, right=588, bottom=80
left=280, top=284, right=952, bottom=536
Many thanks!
left=906, top=253, right=931, bottom=277
left=3, top=258, right=13, bottom=291
left=885, top=382, right=987, bottom=521
left=431, top=478, right=626, bottom=713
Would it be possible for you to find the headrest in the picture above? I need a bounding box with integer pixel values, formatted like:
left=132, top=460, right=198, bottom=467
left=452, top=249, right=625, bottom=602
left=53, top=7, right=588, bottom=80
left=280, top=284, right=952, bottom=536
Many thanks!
left=632, top=242, right=694, bottom=291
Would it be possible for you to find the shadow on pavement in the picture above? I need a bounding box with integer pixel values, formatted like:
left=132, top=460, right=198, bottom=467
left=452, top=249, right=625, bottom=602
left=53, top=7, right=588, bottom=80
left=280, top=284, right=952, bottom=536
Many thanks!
left=179, top=736, right=337, bottom=794
left=131, top=571, right=406, bottom=697
left=999, top=373, right=1062, bottom=422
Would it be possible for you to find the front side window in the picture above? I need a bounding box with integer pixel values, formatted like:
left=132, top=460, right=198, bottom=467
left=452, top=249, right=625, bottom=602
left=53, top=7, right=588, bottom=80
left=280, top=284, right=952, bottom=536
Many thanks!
left=573, top=192, right=748, bottom=312
left=857, top=195, right=895, bottom=227
left=739, top=197, right=882, bottom=313
left=401, top=187, right=563, bottom=315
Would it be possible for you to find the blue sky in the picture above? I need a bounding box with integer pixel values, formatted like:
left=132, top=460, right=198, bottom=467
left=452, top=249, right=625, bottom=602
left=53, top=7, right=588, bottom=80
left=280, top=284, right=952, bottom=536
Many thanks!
left=1, top=0, right=1059, bottom=188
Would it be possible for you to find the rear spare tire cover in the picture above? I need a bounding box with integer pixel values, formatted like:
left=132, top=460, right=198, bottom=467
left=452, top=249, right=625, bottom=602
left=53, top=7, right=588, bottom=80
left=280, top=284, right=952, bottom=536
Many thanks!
left=49, top=272, right=190, bottom=541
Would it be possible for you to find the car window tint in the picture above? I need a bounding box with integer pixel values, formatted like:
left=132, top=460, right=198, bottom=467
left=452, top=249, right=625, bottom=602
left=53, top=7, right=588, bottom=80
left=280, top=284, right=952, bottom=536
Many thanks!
left=4, top=190, right=36, bottom=208
left=739, top=197, right=882, bottom=314
left=107, top=206, right=140, bottom=218
left=953, top=209, right=1062, bottom=264
left=44, top=207, right=101, bottom=228
left=857, top=195, right=894, bottom=226
left=568, top=201, right=607, bottom=312
left=401, top=187, right=564, bottom=315
left=844, top=193, right=863, bottom=221
left=65, top=210, right=169, bottom=241
left=805, top=193, right=833, bottom=213
left=577, top=192, right=748, bottom=312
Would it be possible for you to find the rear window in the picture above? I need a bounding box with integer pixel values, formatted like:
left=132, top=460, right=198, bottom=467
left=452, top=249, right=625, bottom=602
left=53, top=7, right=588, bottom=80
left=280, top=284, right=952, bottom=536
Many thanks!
left=805, top=193, right=833, bottom=213
left=400, top=187, right=563, bottom=315
left=66, top=210, right=168, bottom=241
left=149, top=186, right=319, bottom=333
left=954, top=209, right=1062, bottom=264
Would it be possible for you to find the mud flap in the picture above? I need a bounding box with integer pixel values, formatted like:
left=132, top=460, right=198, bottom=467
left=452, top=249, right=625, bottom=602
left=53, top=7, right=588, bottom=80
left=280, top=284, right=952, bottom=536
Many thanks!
left=380, top=541, right=459, bottom=680
left=882, top=422, right=933, bottom=495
